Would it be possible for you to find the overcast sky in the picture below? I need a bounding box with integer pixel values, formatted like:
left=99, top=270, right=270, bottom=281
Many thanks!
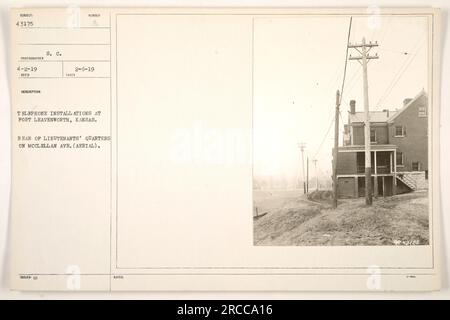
left=253, top=15, right=429, bottom=181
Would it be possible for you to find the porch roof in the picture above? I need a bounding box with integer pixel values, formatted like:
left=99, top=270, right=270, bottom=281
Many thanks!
left=337, top=144, right=398, bottom=152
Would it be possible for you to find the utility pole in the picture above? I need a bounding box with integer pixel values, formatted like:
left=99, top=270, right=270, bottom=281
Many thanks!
left=348, top=37, right=379, bottom=206
left=313, top=159, right=319, bottom=191
left=332, top=90, right=340, bottom=209
left=298, top=142, right=306, bottom=194
left=306, top=156, right=309, bottom=194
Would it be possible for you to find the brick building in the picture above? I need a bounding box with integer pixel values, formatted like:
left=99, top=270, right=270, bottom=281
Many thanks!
left=335, top=90, right=428, bottom=198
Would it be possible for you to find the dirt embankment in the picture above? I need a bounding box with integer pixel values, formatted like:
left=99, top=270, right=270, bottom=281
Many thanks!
left=254, top=191, right=429, bottom=246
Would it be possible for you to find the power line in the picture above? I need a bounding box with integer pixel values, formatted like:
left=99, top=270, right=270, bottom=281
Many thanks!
left=377, top=46, right=423, bottom=107
left=339, top=16, right=353, bottom=105
left=378, top=48, right=409, bottom=55
left=375, top=45, right=421, bottom=107
left=375, top=33, right=426, bottom=108
left=313, top=17, right=352, bottom=159
left=313, top=117, right=334, bottom=159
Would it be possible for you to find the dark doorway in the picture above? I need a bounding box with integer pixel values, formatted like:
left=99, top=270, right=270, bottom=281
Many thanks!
left=377, top=176, right=383, bottom=196
left=358, top=177, right=365, bottom=197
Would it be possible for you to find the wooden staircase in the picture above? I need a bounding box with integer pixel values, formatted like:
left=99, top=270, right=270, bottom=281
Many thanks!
left=396, top=174, right=417, bottom=190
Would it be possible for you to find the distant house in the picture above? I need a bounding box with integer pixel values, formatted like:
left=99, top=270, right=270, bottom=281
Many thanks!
left=335, top=90, right=428, bottom=198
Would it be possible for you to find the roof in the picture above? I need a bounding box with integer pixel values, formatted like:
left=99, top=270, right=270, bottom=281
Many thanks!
left=347, top=89, right=426, bottom=124
left=387, top=89, right=426, bottom=123
left=349, top=110, right=397, bottom=123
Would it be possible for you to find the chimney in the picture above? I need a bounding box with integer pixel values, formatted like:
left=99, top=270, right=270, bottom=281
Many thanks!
left=403, top=98, right=413, bottom=106
left=382, top=109, right=389, bottom=117
left=349, top=100, right=356, bottom=114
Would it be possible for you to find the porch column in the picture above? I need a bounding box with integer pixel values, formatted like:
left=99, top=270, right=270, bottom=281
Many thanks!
left=354, top=176, right=358, bottom=198
left=393, top=150, right=397, bottom=195
left=390, top=152, right=393, bottom=173
left=373, top=151, right=378, bottom=197
left=382, top=176, right=386, bottom=197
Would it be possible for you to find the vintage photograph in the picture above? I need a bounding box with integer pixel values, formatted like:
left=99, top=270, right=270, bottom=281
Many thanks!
left=253, top=15, right=430, bottom=246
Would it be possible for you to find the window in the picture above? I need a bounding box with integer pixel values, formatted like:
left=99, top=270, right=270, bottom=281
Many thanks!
left=395, top=125, right=405, bottom=137
left=370, top=129, right=376, bottom=143
left=418, top=106, right=427, bottom=117
left=412, top=161, right=420, bottom=171
left=396, top=152, right=404, bottom=166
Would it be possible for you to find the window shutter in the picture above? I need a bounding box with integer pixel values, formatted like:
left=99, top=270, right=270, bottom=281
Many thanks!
left=403, top=126, right=406, bottom=136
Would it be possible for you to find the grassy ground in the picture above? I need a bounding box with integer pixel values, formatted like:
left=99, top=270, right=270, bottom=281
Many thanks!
left=253, top=189, right=429, bottom=246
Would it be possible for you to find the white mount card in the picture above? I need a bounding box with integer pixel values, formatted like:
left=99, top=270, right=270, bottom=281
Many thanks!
left=9, top=7, right=441, bottom=291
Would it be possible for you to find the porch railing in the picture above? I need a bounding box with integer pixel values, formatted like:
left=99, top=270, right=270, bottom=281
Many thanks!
left=357, top=165, right=391, bottom=174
